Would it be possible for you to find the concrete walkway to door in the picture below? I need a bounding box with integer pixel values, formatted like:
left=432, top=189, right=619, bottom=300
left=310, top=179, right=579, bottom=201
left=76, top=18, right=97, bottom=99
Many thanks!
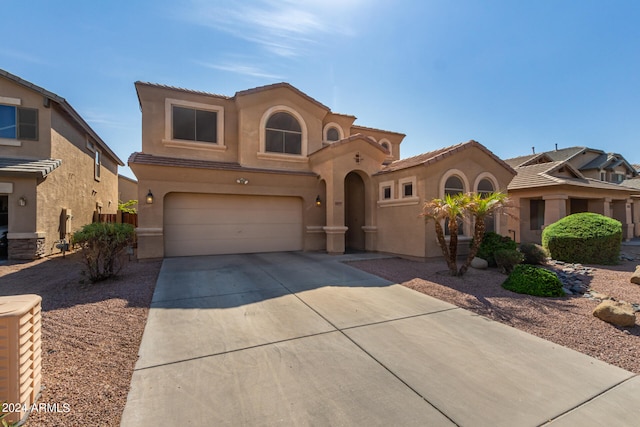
left=121, top=252, right=640, bottom=426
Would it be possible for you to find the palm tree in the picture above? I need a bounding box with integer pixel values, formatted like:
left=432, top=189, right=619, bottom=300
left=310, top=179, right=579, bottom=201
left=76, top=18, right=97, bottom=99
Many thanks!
left=458, top=192, right=511, bottom=276
left=422, top=193, right=470, bottom=275
left=423, top=191, right=511, bottom=276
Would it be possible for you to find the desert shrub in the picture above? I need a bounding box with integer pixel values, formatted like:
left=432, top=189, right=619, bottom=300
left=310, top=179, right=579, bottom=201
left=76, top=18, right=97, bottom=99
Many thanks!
left=542, top=213, right=621, bottom=264
left=494, top=248, right=524, bottom=274
left=72, top=222, right=135, bottom=282
left=475, top=232, right=517, bottom=267
left=502, top=264, right=564, bottom=297
left=519, top=242, right=549, bottom=265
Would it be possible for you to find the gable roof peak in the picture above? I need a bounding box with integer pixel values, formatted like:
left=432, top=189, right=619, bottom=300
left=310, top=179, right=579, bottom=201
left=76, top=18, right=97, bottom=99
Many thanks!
left=234, top=82, right=330, bottom=111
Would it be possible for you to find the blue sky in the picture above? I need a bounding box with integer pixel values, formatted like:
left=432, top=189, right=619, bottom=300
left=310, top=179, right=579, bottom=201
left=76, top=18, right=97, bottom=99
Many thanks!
left=2, top=0, right=639, bottom=179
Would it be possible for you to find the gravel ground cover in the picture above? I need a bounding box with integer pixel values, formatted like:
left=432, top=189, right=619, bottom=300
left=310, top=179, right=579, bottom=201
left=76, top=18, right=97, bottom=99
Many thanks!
left=348, top=246, right=640, bottom=374
left=0, top=252, right=161, bottom=426
left=1, top=245, right=639, bottom=425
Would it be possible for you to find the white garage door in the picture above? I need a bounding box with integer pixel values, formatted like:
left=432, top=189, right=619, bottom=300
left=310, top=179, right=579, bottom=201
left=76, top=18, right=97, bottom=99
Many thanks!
left=164, top=193, right=303, bottom=257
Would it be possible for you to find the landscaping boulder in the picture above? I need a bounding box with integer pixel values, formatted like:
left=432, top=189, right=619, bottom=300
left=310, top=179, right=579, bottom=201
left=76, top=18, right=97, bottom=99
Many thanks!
left=593, top=300, right=636, bottom=327
left=631, top=266, right=640, bottom=285
left=471, top=257, right=488, bottom=269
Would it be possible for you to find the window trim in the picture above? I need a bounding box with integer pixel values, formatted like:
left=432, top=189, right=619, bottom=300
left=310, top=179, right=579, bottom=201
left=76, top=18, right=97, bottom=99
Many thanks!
left=94, top=149, right=102, bottom=181
left=259, top=105, right=308, bottom=158
left=378, top=180, right=394, bottom=201
left=323, top=122, right=344, bottom=143
left=399, top=176, right=416, bottom=198
left=474, top=173, right=499, bottom=233
left=163, top=98, right=226, bottom=152
left=0, top=102, right=39, bottom=144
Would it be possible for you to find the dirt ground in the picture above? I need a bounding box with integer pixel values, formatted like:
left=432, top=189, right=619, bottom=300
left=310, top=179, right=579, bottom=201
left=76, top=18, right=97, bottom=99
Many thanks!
left=0, top=251, right=161, bottom=427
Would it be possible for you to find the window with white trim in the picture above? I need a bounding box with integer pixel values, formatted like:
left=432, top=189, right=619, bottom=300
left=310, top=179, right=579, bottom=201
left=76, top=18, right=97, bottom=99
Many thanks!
left=399, top=176, right=417, bottom=198
left=379, top=180, right=394, bottom=200
left=94, top=149, right=101, bottom=181
left=0, top=104, right=38, bottom=140
left=326, top=127, right=340, bottom=142
left=164, top=99, right=224, bottom=150
left=444, top=175, right=465, bottom=235
left=477, top=178, right=495, bottom=233
left=265, top=112, right=302, bottom=155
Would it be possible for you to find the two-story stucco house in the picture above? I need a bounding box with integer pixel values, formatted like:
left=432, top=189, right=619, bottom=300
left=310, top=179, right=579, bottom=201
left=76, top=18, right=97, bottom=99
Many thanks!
left=505, top=146, right=640, bottom=244
left=0, top=69, right=124, bottom=259
left=130, top=81, right=515, bottom=260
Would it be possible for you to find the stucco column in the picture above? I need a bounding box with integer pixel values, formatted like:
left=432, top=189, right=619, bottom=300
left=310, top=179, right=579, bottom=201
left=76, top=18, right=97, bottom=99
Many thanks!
left=323, top=175, right=346, bottom=254
left=624, top=198, right=634, bottom=240
left=542, top=194, right=568, bottom=228
left=602, top=197, right=612, bottom=218
left=633, top=196, right=640, bottom=237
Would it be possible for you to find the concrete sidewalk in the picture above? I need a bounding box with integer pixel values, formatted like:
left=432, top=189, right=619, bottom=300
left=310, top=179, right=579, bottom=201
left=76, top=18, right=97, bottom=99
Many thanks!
left=121, top=252, right=639, bottom=426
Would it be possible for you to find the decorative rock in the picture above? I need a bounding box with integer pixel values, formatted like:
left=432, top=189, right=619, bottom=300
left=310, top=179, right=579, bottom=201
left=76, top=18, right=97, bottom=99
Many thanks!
left=631, top=266, right=640, bottom=285
left=471, top=257, right=488, bottom=269
left=593, top=300, right=636, bottom=327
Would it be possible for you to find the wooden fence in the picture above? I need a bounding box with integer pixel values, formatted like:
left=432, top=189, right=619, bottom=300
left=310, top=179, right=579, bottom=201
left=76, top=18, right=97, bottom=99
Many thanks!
left=94, top=211, right=138, bottom=227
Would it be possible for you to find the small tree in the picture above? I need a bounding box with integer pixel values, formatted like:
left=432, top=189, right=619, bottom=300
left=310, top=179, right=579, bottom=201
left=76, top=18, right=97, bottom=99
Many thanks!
left=422, top=193, right=470, bottom=275
left=118, top=199, right=138, bottom=214
left=72, top=222, right=135, bottom=282
left=423, top=191, right=511, bottom=276
left=458, top=192, right=511, bottom=275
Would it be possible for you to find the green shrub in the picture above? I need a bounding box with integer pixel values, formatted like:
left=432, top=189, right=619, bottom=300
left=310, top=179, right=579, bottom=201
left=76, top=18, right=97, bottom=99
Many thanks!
left=519, top=242, right=549, bottom=265
left=542, top=213, right=621, bottom=264
left=494, top=248, right=524, bottom=274
left=72, top=222, right=135, bottom=283
left=502, top=264, right=564, bottom=297
left=475, top=232, right=517, bottom=267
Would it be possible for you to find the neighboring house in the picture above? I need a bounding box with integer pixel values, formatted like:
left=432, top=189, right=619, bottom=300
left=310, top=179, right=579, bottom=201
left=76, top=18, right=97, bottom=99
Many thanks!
left=118, top=174, right=138, bottom=208
left=505, top=147, right=640, bottom=244
left=130, top=81, right=515, bottom=259
left=0, top=69, right=124, bottom=259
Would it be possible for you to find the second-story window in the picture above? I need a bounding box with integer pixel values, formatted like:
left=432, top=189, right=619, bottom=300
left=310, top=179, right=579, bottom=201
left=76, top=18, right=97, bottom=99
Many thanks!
left=0, top=105, right=38, bottom=140
left=172, top=106, right=217, bottom=143
left=265, top=112, right=302, bottom=155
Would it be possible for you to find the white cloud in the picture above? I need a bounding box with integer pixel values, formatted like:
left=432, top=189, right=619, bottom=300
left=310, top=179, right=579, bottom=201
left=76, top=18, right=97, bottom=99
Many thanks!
left=196, top=61, right=284, bottom=80
left=181, top=0, right=364, bottom=57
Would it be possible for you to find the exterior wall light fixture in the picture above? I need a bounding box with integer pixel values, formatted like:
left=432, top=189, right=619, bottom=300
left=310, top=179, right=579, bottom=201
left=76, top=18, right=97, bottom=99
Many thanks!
left=315, top=195, right=322, bottom=207
left=146, top=190, right=154, bottom=204
left=18, top=196, right=27, bottom=207
left=236, top=178, right=249, bottom=185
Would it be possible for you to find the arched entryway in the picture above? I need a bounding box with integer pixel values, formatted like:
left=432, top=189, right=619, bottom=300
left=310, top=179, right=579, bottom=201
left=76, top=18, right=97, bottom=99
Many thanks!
left=344, top=171, right=365, bottom=251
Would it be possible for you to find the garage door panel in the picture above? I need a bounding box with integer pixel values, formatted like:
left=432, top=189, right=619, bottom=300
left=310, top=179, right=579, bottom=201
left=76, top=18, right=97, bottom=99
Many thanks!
left=164, top=194, right=303, bottom=257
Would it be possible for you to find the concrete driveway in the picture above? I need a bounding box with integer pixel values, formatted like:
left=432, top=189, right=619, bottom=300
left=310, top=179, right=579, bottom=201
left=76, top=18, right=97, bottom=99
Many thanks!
left=121, top=252, right=639, bottom=426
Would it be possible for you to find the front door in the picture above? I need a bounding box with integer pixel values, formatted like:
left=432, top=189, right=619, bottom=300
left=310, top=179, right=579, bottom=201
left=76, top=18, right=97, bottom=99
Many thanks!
left=344, top=172, right=365, bottom=251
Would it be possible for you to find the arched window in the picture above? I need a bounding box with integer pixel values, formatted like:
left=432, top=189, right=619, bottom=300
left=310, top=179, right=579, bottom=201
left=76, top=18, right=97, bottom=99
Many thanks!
left=478, top=178, right=494, bottom=196
left=326, top=127, right=340, bottom=142
left=265, top=112, right=302, bottom=154
left=444, top=176, right=464, bottom=235
left=477, top=178, right=495, bottom=233
left=381, top=142, right=390, bottom=151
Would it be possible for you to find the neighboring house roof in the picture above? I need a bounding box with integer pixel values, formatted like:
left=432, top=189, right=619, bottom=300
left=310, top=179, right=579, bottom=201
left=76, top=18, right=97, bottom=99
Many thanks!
left=128, top=152, right=317, bottom=177
left=0, top=157, right=62, bottom=178
left=621, top=177, right=640, bottom=190
left=580, top=152, right=636, bottom=173
left=0, top=68, right=124, bottom=166
left=633, top=164, right=640, bottom=172
left=508, top=160, right=638, bottom=192
left=376, top=140, right=516, bottom=176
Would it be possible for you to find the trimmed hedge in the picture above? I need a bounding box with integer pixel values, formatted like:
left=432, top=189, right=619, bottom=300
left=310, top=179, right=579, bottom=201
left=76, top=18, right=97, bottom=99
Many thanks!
left=502, top=264, right=564, bottom=297
left=475, top=232, right=517, bottom=267
left=542, top=213, right=621, bottom=265
left=519, top=242, right=548, bottom=265
left=494, top=248, right=524, bottom=274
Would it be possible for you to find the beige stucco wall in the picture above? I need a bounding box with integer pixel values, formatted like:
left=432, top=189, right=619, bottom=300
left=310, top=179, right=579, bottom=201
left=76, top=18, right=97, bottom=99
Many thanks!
left=374, top=145, right=515, bottom=259
left=118, top=175, right=138, bottom=206
left=132, top=162, right=325, bottom=259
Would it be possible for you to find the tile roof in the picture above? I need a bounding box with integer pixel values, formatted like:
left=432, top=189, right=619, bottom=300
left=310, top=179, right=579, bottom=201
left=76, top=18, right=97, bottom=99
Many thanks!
left=310, top=133, right=388, bottom=156
left=376, top=140, right=516, bottom=175
left=235, top=82, right=330, bottom=111
left=350, top=124, right=406, bottom=137
left=0, top=157, right=62, bottom=177
left=0, top=68, right=124, bottom=166
left=621, top=177, right=640, bottom=190
left=134, top=81, right=230, bottom=99
left=128, top=152, right=317, bottom=176
left=508, top=160, right=639, bottom=193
